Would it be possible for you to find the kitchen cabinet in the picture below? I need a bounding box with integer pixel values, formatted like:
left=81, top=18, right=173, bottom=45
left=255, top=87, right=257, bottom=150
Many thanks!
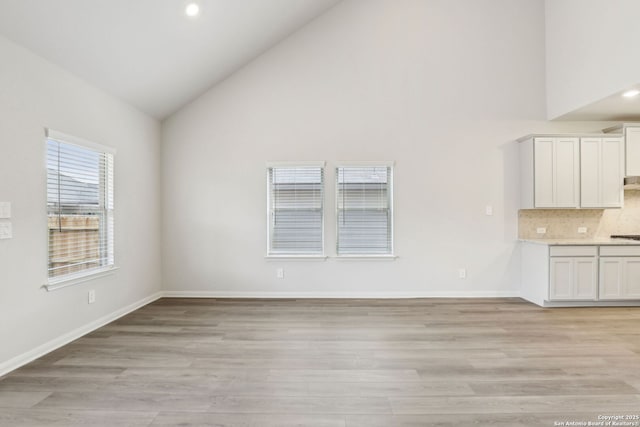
left=520, top=137, right=579, bottom=209
left=602, top=123, right=640, bottom=176
left=625, top=126, right=640, bottom=176
left=580, top=137, right=624, bottom=208
left=520, top=242, right=640, bottom=307
left=549, top=246, right=597, bottom=301
left=599, top=246, right=640, bottom=300
left=520, top=134, right=624, bottom=209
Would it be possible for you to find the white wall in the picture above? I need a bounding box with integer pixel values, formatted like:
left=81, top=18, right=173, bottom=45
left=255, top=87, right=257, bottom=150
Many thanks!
left=0, top=35, right=162, bottom=371
left=161, top=0, right=596, bottom=297
left=545, top=0, right=640, bottom=119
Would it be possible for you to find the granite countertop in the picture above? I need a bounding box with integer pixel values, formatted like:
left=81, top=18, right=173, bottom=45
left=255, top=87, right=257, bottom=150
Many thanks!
left=520, top=238, right=640, bottom=246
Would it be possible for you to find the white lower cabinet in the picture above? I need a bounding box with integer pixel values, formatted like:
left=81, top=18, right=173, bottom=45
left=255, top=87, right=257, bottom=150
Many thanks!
left=599, top=257, right=640, bottom=300
left=521, top=242, right=640, bottom=306
left=550, top=257, right=597, bottom=301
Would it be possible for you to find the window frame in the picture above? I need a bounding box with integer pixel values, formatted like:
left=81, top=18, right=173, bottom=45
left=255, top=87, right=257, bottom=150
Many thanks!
left=44, top=129, right=117, bottom=291
left=335, top=161, right=395, bottom=258
left=265, top=161, right=326, bottom=258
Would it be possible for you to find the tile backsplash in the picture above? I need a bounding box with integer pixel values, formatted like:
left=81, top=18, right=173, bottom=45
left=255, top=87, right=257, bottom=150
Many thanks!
left=519, top=190, right=640, bottom=239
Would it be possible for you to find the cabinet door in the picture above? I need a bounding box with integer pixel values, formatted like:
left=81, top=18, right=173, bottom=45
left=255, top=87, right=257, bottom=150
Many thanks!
left=534, top=138, right=555, bottom=208
left=555, top=138, right=580, bottom=208
left=550, top=258, right=573, bottom=300
left=580, top=137, right=623, bottom=208
left=574, top=258, right=597, bottom=300
left=534, top=137, right=579, bottom=208
left=601, top=137, right=623, bottom=207
left=622, top=258, right=640, bottom=299
left=580, top=138, right=600, bottom=208
left=550, top=257, right=597, bottom=301
left=626, top=127, right=640, bottom=176
left=599, top=258, right=623, bottom=300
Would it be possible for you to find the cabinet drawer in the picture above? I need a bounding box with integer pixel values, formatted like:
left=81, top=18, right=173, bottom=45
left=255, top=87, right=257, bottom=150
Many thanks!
left=549, top=246, right=597, bottom=257
left=600, top=246, right=640, bottom=256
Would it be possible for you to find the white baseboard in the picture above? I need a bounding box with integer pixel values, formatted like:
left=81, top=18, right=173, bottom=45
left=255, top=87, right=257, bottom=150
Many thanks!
left=161, top=290, right=521, bottom=299
left=0, top=292, right=163, bottom=378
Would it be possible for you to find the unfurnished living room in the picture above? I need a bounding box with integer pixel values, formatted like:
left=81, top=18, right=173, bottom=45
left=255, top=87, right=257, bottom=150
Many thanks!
left=1, top=1, right=640, bottom=426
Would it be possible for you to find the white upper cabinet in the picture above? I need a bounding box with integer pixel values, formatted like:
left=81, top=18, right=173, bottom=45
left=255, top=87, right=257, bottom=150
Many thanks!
left=626, top=126, right=640, bottom=176
left=520, top=137, right=579, bottom=209
left=580, top=137, right=623, bottom=208
left=553, top=138, right=580, bottom=208
left=532, top=138, right=555, bottom=207
left=520, top=134, right=623, bottom=209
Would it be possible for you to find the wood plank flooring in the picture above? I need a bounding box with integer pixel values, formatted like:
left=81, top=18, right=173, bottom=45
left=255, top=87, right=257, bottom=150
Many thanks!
left=1, top=298, right=640, bottom=426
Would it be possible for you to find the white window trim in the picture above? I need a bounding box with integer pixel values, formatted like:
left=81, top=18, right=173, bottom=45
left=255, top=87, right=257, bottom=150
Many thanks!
left=335, top=160, right=395, bottom=168
left=265, top=255, right=328, bottom=261
left=266, top=162, right=326, bottom=257
left=333, top=255, right=398, bottom=260
left=43, top=266, right=119, bottom=292
left=266, top=161, right=325, bottom=168
left=45, top=128, right=117, bottom=289
left=335, top=162, right=395, bottom=257
left=46, top=129, right=116, bottom=155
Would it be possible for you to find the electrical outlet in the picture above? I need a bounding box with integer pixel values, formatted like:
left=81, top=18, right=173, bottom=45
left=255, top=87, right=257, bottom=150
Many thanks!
left=276, top=268, right=284, bottom=279
left=578, top=227, right=587, bottom=234
left=458, top=268, right=467, bottom=279
left=485, top=205, right=493, bottom=216
left=536, top=227, right=546, bottom=235
left=88, top=290, right=96, bottom=304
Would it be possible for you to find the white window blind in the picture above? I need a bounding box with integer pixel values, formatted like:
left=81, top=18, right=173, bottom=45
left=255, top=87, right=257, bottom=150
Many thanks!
left=46, top=133, right=114, bottom=280
left=337, top=165, right=393, bottom=255
left=267, top=166, right=324, bottom=255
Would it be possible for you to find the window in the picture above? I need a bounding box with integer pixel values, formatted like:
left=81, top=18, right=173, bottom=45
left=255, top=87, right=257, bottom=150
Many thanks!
left=46, top=130, right=115, bottom=282
left=267, top=164, right=324, bottom=255
left=336, top=164, right=393, bottom=255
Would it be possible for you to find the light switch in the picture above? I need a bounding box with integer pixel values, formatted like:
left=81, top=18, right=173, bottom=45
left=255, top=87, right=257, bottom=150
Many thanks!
left=0, top=222, right=12, bottom=239
left=485, top=205, right=493, bottom=216
left=0, top=202, right=10, bottom=219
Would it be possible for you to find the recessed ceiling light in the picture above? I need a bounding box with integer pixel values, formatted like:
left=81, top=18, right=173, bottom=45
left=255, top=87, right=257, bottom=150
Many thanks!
left=623, top=89, right=640, bottom=98
left=185, top=3, right=200, bottom=17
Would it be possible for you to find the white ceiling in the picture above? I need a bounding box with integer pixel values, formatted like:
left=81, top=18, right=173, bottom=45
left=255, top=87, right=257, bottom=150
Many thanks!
left=0, top=0, right=342, bottom=119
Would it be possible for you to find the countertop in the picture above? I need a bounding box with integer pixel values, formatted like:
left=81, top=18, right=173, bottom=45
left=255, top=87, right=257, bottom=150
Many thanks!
left=520, top=238, right=640, bottom=246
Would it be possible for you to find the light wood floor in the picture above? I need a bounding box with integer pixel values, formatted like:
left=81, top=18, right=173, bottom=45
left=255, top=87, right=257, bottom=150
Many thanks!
left=1, top=298, right=640, bottom=426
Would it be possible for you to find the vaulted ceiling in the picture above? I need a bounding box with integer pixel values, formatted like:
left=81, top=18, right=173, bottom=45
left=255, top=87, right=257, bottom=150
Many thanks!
left=0, top=0, right=343, bottom=119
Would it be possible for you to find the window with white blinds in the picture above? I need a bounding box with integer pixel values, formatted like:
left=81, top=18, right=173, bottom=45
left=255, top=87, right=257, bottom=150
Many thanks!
left=267, top=165, right=324, bottom=255
left=336, top=165, right=393, bottom=255
left=46, top=131, right=115, bottom=281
